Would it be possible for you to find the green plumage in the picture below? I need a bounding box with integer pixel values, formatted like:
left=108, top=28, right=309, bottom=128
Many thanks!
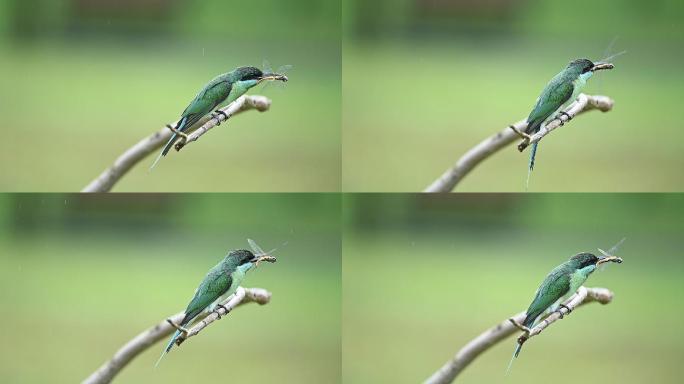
left=150, top=66, right=266, bottom=169
left=155, top=249, right=258, bottom=367
left=508, top=251, right=621, bottom=372
left=180, top=258, right=237, bottom=325
left=176, top=74, right=234, bottom=138
left=522, top=265, right=572, bottom=328
left=522, top=253, right=599, bottom=328
left=523, top=58, right=612, bottom=177
left=525, top=58, right=599, bottom=135
left=509, top=252, right=601, bottom=369
left=525, top=72, right=575, bottom=135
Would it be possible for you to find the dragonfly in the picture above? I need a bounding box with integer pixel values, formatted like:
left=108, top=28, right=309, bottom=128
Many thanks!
left=597, top=237, right=625, bottom=270
left=247, top=238, right=279, bottom=266
left=260, top=60, right=293, bottom=92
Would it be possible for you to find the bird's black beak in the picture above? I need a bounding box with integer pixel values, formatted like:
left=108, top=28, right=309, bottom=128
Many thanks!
left=591, top=62, right=614, bottom=72
left=596, top=255, right=623, bottom=266
left=259, top=73, right=288, bottom=83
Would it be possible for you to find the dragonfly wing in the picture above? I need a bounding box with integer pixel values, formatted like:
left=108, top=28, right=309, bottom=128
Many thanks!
left=248, top=238, right=266, bottom=256
left=607, top=237, right=626, bottom=255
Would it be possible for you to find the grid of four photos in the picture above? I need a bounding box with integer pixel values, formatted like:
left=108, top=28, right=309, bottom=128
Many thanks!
left=1, top=0, right=682, bottom=383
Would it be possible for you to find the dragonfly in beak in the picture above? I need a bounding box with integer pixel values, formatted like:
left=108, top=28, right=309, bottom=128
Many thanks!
left=248, top=238, right=278, bottom=267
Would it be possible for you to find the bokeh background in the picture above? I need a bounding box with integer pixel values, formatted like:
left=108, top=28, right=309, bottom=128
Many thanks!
left=342, top=0, right=684, bottom=191
left=0, top=0, right=340, bottom=191
left=0, top=194, right=340, bottom=383
left=343, top=194, right=684, bottom=383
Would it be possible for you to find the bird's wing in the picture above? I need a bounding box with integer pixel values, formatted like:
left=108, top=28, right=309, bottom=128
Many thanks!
left=180, top=267, right=232, bottom=325
left=178, top=79, right=232, bottom=131
left=526, top=75, right=574, bottom=132
left=523, top=267, right=571, bottom=326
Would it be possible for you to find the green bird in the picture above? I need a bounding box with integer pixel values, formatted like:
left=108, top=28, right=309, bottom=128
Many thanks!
left=521, top=58, right=613, bottom=185
left=150, top=66, right=288, bottom=169
left=155, top=247, right=276, bottom=367
left=507, top=251, right=622, bottom=371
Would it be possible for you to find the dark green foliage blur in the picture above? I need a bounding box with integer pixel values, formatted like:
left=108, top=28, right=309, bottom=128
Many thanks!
left=343, top=193, right=684, bottom=383
left=0, top=194, right=341, bottom=383
left=0, top=0, right=340, bottom=191
left=3, top=0, right=338, bottom=42
left=342, top=0, right=684, bottom=191
left=343, top=0, right=682, bottom=40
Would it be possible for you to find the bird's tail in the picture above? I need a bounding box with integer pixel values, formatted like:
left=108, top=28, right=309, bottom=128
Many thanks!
left=529, top=141, right=538, bottom=172
left=506, top=342, right=523, bottom=375
left=525, top=142, right=539, bottom=191
left=149, top=135, right=176, bottom=170
left=155, top=329, right=182, bottom=368
left=150, top=117, right=187, bottom=170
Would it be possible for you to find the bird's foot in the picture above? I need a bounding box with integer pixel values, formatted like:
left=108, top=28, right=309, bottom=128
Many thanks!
left=166, top=318, right=189, bottom=336
left=213, top=303, right=230, bottom=319
left=554, top=111, right=572, bottom=125
left=509, top=125, right=533, bottom=142
left=508, top=318, right=531, bottom=335
left=556, top=303, right=572, bottom=319
left=165, top=124, right=189, bottom=143
left=212, top=110, right=229, bottom=125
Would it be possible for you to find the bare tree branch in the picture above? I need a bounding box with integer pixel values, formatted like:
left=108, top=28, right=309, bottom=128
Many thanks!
left=177, top=287, right=270, bottom=344
left=172, top=95, right=271, bottom=152
left=516, top=94, right=614, bottom=152
left=81, top=95, right=272, bottom=193
left=83, top=287, right=271, bottom=384
left=423, top=94, right=614, bottom=193
left=424, top=286, right=614, bottom=384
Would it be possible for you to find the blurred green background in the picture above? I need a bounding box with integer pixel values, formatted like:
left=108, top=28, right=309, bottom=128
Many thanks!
left=342, top=0, right=684, bottom=191
left=0, top=193, right=340, bottom=383
left=0, top=0, right=340, bottom=191
left=343, top=194, right=684, bottom=383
